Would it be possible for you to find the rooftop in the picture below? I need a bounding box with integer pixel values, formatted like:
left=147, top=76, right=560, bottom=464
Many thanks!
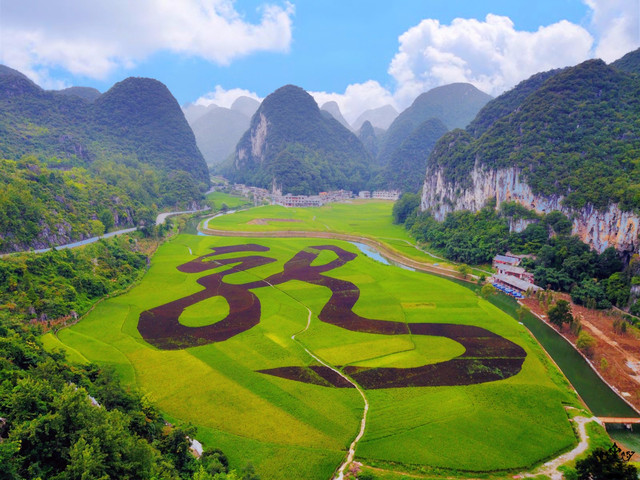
left=493, top=273, right=540, bottom=292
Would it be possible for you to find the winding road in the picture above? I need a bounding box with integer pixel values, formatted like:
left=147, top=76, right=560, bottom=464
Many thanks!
left=1, top=207, right=210, bottom=256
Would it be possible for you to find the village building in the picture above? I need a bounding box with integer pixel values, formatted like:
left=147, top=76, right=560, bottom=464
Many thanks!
left=371, top=190, right=401, bottom=200
left=491, top=254, right=540, bottom=295
left=492, top=254, right=521, bottom=268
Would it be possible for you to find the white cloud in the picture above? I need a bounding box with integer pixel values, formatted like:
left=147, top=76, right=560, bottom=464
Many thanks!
left=0, top=0, right=294, bottom=83
left=585, top=0, right=640, bottom=62
left=194, top=85, right=262, bottom=108
left=388, top=14, right=594, bottom=100
left=310, top=81, right=397, bottom=123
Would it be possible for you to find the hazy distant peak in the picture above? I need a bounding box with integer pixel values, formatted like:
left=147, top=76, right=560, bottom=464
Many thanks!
left=321, top=101, right=351, bottom=130
left=182, top=102, right=218, bottom=124
left=230, top=96, right=260, bottom=117
left=352, top=104, right=398, bottom=131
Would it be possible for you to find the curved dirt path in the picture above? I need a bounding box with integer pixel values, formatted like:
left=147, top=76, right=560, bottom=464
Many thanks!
left=291, top=304, right=369, bottom=480
left=523, top=413, right=597, bottom=480
left=260, top=277, right=369, bottom=480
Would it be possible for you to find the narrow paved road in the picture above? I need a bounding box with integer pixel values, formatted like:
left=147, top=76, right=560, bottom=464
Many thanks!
left=1, top=208, right=209, bottom=256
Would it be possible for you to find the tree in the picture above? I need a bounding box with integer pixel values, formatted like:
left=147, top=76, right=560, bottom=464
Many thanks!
left=576, top=444, right=637, bottom=480
left=392, top=193, right=420, bottom=225
left=577, top=331, right=597, bottom=358
left=548, top=300, right=573, bottom=329
left=98, top=209, right=115, bottom=233
left=457, top=264, right=470, bottom=279
left=480, top=283, right=497, bottom=299
left=241, top=463, right=260, bottom=480
left=517, top=305, right=530, bottom=321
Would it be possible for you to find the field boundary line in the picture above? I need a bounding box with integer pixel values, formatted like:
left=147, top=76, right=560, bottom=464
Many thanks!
left=257, top=276, right=369, bottom=480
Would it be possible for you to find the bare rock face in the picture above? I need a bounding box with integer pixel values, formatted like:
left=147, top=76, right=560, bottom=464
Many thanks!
left=421, top=163, right=640, bottom=254
left=250, top=113, right=268, bottom=160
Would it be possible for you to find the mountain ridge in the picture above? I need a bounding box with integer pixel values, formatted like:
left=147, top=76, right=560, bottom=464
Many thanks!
left=228, top=84, right=372, bottom=194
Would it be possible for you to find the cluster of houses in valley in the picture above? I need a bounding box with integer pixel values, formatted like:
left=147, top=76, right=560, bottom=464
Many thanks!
left=490, top=254, right=541, bottom=296
left=230, top=183, right=401, bottom=207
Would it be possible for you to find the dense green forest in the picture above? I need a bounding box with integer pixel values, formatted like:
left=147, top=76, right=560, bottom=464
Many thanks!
left=0, top=316, right=256, bottom=480
left=225, top=85, right=372, bottom=195
left=0, top=236, right=148, bottom=324
left=0, top=68, right=208, bottom=252
left=0, top=66, right=210, bottom=252
left=427, top=58, right=640, bottom=211
left=395, top=196, right=635, bottom=312
left=373, top=118, right=448, bottom=192
left=0, top=157, right=202, bottom=253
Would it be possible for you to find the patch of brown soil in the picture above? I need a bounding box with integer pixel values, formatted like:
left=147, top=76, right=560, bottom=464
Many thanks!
left=522, top=294, right=640, bottom=411
left=139, top=243, right=526, bottom=388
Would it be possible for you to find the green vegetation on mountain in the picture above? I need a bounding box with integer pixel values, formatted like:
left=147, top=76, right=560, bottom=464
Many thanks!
left=227, top=85, right=372, bottom=194
left=357, top=120, right=379, bottom=158
left=0, top=235, right=148, bottom=324
left=0, top=66, right=209, bottom=251
left=55, top=86, right=102, bottom=102
left=91, top=77, right=209, bottom=182
left=611, top=47, right=640, bottom=75
left=467, top=69, right=562, bottom=137
left=399, top=199, right=633, bottom=311
left=0, top=157, right=159, bottom=252
left=429, top=59, right=640, bottom=211
left=374, top=117, right=448, bottom=192
left=376, top=83, right=491, bottom=166
left=0, top=68, right=209, bottom=186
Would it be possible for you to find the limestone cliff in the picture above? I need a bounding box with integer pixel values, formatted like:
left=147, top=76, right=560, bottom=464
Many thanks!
left=421, top=163, right=640, bottom=255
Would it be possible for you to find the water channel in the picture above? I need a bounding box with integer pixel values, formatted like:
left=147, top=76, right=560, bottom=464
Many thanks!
left=193, top=217, right=639, bottom=420
left=347, top=241, right=639, bottom=419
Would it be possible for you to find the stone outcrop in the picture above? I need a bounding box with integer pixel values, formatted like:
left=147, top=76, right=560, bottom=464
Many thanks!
left=421, top=163, right=640, bottom=255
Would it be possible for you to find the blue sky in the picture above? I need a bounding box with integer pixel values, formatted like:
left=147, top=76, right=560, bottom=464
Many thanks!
left=1, top=0, right=638, bottom=120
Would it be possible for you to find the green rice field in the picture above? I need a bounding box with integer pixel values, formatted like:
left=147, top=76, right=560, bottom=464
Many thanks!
left=205, top=190, right=252, bottom=209
left=203, top=199, right=456, bottom=268
left=47, top=234, right=582, bottom=479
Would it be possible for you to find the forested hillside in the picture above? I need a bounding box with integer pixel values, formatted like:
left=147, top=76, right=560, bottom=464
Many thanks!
left=0, top=66, right=209, bottom=252
left=427, top=59, right=640, bottom=211
left=0, top=315, right=249, bottom=480
left=228, top=85, right=372, bottom=194
left=373, top=118, right=448, bottom=191
left=0, top=66, right=209, bottom=186
left=376, top=83, right=491, bottom=167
